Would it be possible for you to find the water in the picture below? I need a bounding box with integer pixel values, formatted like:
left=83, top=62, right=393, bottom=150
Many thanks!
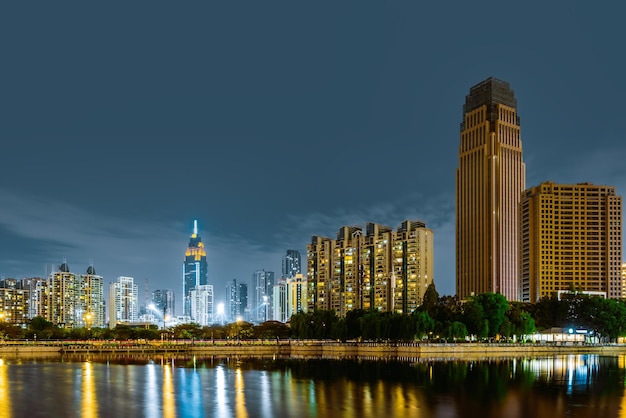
left=1, top=354, right=625, bottom=417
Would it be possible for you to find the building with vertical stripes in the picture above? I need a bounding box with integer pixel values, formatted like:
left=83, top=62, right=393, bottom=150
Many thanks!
left=456, top=77, right=526, bottom=300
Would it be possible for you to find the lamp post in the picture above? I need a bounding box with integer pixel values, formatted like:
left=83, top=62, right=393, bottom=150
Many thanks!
left=85, top=312, right=93, bottom=330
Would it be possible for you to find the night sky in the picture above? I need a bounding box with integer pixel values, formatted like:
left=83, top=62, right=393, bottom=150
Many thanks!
left=2, top=3, right=625, bottom=314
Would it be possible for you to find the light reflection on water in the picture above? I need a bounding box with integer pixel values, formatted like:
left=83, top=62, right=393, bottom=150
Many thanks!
left=0, top=354, right=624, bottom=417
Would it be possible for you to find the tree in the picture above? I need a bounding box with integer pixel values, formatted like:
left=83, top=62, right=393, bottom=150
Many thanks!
left=414, top=311, right=435, bottom=339
left=442, top=321, right=467, bottom=342
left=254, top=321, right=290, bottom=339
left=475, top=293, right=508, bottom=338
left=421, top=283, right=439, bottom=315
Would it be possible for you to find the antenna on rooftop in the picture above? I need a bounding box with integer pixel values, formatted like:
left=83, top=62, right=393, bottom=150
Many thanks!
left=194, top=219, right=198, bottom=235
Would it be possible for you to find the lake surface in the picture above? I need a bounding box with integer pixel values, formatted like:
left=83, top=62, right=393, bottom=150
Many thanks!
left=0, top=353, right=625, bottom=417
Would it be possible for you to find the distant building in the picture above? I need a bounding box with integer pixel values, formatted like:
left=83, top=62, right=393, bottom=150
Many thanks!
left=226, top=279, right=249, bottom=322
left=307, top=220, right=433, bottom=317
left=22, top=277, right=47, bottom=320
left=273, top=273, right=307, bottom=322
left=456, top=77, right=525, bottom=301
left=282, top=250, right=301, bottom=279
left=82, top=265, right=105, bottom=328
left=48, top=261, right=78, bottom=327
left=46, top=261, right=105, bottom=328
left=239, top=282, right=249, bottom=321
left=183, top=220, right=208, bottom=317
left=109, top=276, right=139, bottom=328
left=0, top=279, right=30, bottom=326
left=253, top=270, right=274, bottom=323
left=190, top=284, right=214, bottom=326
left=520, top=182, right=623, bottom=302
left=152, top=289, right=175, bottom=320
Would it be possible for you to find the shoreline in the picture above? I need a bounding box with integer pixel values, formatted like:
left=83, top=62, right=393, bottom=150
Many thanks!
left=2, top=340, right=626, bottom=359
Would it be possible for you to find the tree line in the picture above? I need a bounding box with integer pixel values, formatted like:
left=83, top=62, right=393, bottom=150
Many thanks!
left=2, top=284, right=626, bottom=343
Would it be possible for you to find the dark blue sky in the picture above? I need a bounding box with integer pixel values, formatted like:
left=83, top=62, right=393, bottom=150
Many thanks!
left=2, top=3, right=625, bottom=313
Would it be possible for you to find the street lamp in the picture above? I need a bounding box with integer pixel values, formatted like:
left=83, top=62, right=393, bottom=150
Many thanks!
left=84, top=312, right=93, bottom=330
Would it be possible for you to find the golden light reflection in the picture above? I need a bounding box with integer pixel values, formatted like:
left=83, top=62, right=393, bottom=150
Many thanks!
left=0, top=359, right=12, bottom=418
left=163, top=360, right=176, bottom=418
left=81, top=362, right=98, bottom=418
left=235, top=368, right=248, bottom=418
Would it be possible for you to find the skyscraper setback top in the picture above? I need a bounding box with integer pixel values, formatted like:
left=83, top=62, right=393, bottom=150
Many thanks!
left=462, top=77, right=519, bottom=129
left=456, top=77, right=526, bottom=301
left=183, top=220, right=208, bottom=316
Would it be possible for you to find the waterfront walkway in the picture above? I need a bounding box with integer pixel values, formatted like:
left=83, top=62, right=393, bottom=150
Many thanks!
left=1, top=339, right=626, bottom=358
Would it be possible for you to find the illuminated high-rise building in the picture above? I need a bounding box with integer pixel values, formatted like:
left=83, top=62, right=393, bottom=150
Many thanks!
left=307, top=220, right=433, bottom=316
left=48, top=261, right=79, bottom=327
left=0, top=278, right=30, bottom=326
left=190, top=284, right=214, bottom=326
left=520, top=182, right=622, bottom=301
left=253, top=270, right=274, bottom=323
left=152, top=289, right=175, bottom=320
left=81, top=265, right=105, bottom=328
left=273, top=273, right=307, bottom=322
left=183, top=220, right=208, bottom=317
left=226, top=279, right=248, bottom=322
left=282, top=250, right=301, bottom=279
left=109, top=276, right=138, bottom=328
left=456, top=77, right=525, bottom=300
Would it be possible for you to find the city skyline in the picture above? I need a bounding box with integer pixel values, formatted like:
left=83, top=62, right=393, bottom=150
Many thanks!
left=2, top=3, right=626, bottom=304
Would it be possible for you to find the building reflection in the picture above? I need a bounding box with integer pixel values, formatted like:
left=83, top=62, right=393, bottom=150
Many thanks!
left=81, top=362, right=98, bottom=418
left=162, top=360, right=175, bottom=418
left=4, top=353, right=625, bottom=417
left=144, top=364, right=159, bottom=418
left=0, top=359, right=12, bottom=418
left=235, top=367, right=248, bottom=417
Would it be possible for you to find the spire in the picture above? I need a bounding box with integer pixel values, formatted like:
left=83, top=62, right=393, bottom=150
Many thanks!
left=193, top=220, right=198, bottom=235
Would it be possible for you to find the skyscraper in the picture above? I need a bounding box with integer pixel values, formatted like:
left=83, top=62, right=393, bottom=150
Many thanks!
left=456, top=77, right=525, bottom=301
left=520, top=182, right=622, bottom=301
left=282, top=250, right=301, bottom=279
left=183, top=220, right=208, bottom=317
left=82, top=265, right=105, bottom=328
left=109, top=276, right=138, bottom=328
left=190, top=284, right=214, bottom=326
left=152, top=289, right=175, bottom=320
left=253, top=269, right=274, bottom=323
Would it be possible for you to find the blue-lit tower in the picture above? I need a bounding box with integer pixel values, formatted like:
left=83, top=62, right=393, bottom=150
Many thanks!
left=183, top=220, right=208, bottom=317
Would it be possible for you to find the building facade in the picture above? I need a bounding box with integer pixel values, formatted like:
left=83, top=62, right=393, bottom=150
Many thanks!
left=456, top=77, right=526, bottom=300
left=0, top=279, right=30, bottom=326
left=45, top=262, right=105, bottom=328
left=190, top=284, right=214, bottom=326
left=226, top=279, right=248, bottom=322
left=183, top=220, right=208, bottom=317
left=520, top=182, right=623, bottom=302
left=307, top=220, right=434, bottom=317
left=282, top=250, right=301, bottom=279
left=273, top=273, right=307, bottom=322
left=253, top=270, right=274, bottom=323
left=81, top=266, right=105, bottom=328
left=109, top=276, right=138, bottom=328
left=152, top=289, right=175, bottom=320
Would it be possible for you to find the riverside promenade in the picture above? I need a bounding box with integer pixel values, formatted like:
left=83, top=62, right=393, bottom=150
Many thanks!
left=2, top=340, right=626, bottom=358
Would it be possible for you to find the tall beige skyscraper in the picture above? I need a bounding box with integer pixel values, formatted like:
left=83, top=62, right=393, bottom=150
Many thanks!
left=456, top=78, right=525, bottom=300
left=520, top=182, right=622, bottom=302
